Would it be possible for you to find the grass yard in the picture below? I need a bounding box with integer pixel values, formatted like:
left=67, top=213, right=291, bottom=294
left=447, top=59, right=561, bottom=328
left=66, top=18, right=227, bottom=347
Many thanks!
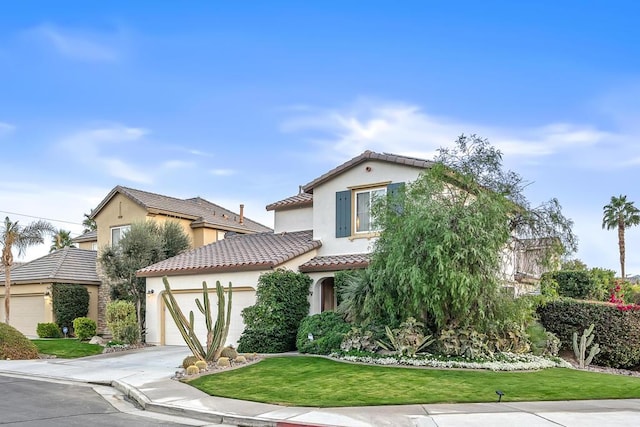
left=32, top=339, right=104, bottom=358
left=188, top=356, right=640, bottom=407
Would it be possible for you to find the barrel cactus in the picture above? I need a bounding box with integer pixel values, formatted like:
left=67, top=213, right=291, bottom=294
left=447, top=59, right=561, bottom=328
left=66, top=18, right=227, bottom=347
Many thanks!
left=217, top=357, right=231, bottom=367
left=220, top=345, right=238, bottom=359
left=195, top=360, right=208, bottom=370
left=186, top=365, right=199, bottom=375
left=234, top=355, right=247, bottom=364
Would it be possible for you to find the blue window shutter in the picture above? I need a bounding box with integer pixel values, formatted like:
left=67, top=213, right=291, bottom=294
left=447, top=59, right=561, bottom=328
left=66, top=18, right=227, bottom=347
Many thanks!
left=387, top=182, right=405, bottom=214
left=335, top=190, right=351, bottom=237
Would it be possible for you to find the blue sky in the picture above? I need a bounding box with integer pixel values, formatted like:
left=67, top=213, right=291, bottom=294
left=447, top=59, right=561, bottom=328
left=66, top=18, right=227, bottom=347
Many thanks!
left=2, top=1, right=640, bottom=275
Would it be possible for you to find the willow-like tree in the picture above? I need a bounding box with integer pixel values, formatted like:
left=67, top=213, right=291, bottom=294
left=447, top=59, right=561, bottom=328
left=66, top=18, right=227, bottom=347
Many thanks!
left=352, top=135, right=576, bottom=331
left=99, top=220, right=190, bottom=338
left=602, top=195, right=640, bottom=279
left=1, top=217, right=55, bottom=324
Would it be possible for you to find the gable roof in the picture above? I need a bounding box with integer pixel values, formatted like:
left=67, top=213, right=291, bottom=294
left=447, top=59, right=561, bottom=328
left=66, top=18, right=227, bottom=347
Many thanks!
left=0, top=248, right=100, bottom=286
left=302, top=150, right=434, bottom=193
left=91, top=186, right=272, bottom=234
left=137, top=230, right=321, bottom=277
left=266, top=192, right=313, bottom=212
left=72, top=229, right=97, bottom=243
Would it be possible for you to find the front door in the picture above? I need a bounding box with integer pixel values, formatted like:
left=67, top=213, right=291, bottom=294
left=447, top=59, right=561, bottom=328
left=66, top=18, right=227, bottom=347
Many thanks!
left=321, top=278, right=335, bottom=312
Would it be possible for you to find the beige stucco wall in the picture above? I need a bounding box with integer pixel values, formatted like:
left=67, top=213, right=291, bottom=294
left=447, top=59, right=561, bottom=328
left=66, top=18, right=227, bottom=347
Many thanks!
left=312, top=160, right=424, bottom=256
left=77, top=241, right=97, bottom=250
left=273, top=206, right=313, bottom=233
left=94, top=193, right=148, bottom=250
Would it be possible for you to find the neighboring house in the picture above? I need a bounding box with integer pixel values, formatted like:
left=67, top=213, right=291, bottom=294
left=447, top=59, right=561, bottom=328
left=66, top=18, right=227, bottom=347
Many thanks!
left=0, top=248, right=100, bottom=336
left=72, top=230, right=98, bottom=251
left=140, top=151, right=444, bottom=346
left=90, top=185, right=272, bottom=333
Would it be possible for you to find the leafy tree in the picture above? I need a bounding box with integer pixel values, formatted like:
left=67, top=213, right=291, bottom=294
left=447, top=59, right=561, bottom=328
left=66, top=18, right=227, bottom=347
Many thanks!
left=99, top=220, right=190, bottom=338
left=50, top=229, right=76, bottom=252
left=82, top=212, right=97, bottom=233
left=357, top=135, right=576, bottom=332
left=602, top=195, right=640, bottom=279
left=1, top=216, right=54, bottom=324
left=561, top=259, right=588, bottom=271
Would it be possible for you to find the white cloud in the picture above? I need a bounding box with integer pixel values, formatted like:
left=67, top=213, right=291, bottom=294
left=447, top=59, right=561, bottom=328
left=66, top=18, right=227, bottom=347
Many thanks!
left=26, top=24, right=124, bottom=62
left=210, top=169, right=236, bottom=176
left=59, top=124, right=153, bottom=184
left=0, top=122, right=15, bottom=136
left=280, top=99, right=625, bottom=167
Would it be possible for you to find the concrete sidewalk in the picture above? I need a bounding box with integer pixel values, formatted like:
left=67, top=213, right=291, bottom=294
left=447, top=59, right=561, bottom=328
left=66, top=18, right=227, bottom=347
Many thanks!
left=1, top=346, right=640, bottom=426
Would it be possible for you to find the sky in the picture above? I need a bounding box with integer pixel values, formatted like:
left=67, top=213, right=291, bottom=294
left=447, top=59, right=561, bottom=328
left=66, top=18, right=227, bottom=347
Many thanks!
left=1, top=1, right=640, bottom=275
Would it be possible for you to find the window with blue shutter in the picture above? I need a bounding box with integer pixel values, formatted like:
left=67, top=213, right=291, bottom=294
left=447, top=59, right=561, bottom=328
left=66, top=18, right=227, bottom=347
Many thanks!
left=335, top=190, right=351, bottom=237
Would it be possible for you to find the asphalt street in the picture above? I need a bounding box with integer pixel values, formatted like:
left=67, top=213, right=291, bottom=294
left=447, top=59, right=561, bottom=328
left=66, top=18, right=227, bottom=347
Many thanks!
left=0, top=374, right=191, bottom=427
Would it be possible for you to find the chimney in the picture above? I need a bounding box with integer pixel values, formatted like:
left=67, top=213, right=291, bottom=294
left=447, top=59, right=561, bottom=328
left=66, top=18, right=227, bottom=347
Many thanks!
left=239, top=204, right=244, bottom=224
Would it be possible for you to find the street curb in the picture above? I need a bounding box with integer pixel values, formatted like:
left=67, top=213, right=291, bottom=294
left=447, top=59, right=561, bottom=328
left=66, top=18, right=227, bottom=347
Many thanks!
left=112, top=379, right=335, bottom=427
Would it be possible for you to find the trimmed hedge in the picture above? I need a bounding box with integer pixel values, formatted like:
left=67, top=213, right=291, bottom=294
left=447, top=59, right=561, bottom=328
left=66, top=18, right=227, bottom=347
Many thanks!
left=0, top=322, right=39, bottom=360
left=538, top=299, right=640, bottom=368
left=296, top=312, right=351, bottom=355
left=72, top=317, right=97, bottom=341
left=238, top=269, right=312, bottom=353
left=36, top=322, right=62, bottom=338
left=52, top=284, right=89, bottom=330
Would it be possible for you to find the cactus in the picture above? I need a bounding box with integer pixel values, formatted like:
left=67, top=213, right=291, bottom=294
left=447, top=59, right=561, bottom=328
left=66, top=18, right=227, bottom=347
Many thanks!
left=234, top=355, right=247, bottom=364
left=217, top=357, right=231, bottom=367
left=186, top=365, right=200, bottom=375
left=220, top=345, right=238, bottom=359
left=572, top=323, right=601, bottom=369
left=182, top=355, right=199, bottom=369
left=195, top=360, right=208, bottom=370
left=162, top=277, right=233, bottom=362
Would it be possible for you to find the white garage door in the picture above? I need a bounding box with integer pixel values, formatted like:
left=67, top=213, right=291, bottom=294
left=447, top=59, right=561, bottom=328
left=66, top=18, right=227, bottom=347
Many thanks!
left=163, top=289, right=255, bottom=348
left=0, top=295, right=45, bottom=337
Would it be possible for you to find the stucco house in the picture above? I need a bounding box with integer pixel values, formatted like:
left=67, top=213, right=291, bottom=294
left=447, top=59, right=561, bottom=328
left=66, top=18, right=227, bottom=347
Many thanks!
left=140, top=151, right=449, bottom=347
left=89, top=185, right=272, bottom=333
left=0, top=248, right=100, bottom=336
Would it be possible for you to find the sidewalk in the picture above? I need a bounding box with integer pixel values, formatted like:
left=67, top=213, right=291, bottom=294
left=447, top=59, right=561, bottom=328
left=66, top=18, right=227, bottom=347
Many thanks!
left=1, top=346, right=640, bottom=426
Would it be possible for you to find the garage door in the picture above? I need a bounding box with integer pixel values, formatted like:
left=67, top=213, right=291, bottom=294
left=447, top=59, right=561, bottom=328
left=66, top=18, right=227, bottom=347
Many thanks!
left=0, top=295, right=45, bottom=337
left=163, top=288, right=256, bottom=348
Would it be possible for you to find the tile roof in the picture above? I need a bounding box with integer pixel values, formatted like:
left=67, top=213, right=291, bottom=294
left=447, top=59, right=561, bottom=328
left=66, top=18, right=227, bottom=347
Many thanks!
left=0, top=248, right=100, bottom=285
left=302, top=150, right=434, bottom=193
left=299, top=253, right=370, bottom=272
left=137, top=230, right=321, bottom=277
left=72, top=230, right=97, bottom=243
left=91, top=186, right=272, bottom=234
left=266, top=192, right=313, bottom=211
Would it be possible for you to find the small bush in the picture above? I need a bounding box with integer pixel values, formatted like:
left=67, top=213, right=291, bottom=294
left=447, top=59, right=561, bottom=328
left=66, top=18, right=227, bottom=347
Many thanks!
left=543, top=271, right=598, bottom=300
left=52, top=284, right=89, bottom=330
left=182, top=355, right=199, bottom=368
left=296, top=312, right=351, bottom=355
left=538, top=299, right=640, bottom=368
left=36, top=323, right=62, bottom=338
left=106, top=300, right=139, bottom=344
left=0, top=322, right=39, bottom=360
left=238, top=328, right=292, bottom=353
left=72, top=317, right=96, bottom=341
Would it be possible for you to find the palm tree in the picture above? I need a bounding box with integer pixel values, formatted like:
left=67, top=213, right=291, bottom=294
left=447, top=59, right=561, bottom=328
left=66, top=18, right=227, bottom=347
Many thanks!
left=1, top=216, right=55, bottom=324
left=82, top=212, right=97, bottom=234
left=602, top=195, right=640, bottom=279
left=50, top=229, right=76, bottom=252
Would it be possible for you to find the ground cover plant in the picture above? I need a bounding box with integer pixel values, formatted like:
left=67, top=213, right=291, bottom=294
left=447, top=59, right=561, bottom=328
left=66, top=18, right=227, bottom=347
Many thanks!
left=188, top=356, right=640, bottom=407
left=32, top=338, right=103, bottom=358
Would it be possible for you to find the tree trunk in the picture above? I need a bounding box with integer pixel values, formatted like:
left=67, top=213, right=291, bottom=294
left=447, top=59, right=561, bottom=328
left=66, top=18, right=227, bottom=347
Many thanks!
left=619, top=220, right=626, bottom=279
left=3, top=265, right=9, bottom=324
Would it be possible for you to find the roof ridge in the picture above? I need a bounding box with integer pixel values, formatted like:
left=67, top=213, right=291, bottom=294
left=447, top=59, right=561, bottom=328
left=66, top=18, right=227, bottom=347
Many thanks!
left=49, top=247, right=69, bottom=278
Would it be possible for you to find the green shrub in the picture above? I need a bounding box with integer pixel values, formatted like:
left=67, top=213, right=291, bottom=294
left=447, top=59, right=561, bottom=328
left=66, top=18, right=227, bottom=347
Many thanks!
left=36, top=322, right=62, bottom=338
left=621, top=282, right=640, bottom=305
left=52, top=284, right=89, bottom=330
left=543, top=270, right=602, bottom=300
left=296, top=312, right=351, bottom=355
left=72, top=317, right=96, bottom=341
left=588, top=268, right=616, bottom=301
left=238, top=269, right=312, bottom=353
left=0, top=322, right=39, bottom=360
left=538, top=299, right=640, bottom=368
left=106, top=300, right=139, bottom=344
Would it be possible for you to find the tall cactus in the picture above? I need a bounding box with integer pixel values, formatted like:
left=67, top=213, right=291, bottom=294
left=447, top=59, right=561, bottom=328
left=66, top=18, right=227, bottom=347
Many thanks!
left=572, top=323, right=600, bottom=369
left=161, top=276, right=233, bottom=361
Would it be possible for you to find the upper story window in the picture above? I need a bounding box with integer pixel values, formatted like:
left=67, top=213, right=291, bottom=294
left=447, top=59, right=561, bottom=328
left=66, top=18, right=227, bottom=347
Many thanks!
left=91, top=242, right=98, bottom=251
left=111, top=225, right=130, bottom=246
left=336, top=182, right=404, bottom=238
left=355, top=187, right=386, bottom=233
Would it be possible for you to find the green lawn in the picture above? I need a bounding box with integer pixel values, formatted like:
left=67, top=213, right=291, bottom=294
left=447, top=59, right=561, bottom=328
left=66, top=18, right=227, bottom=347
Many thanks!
left=188, top=356, right=640, bottom=407
left=32, top=339, right=104, bottom=358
